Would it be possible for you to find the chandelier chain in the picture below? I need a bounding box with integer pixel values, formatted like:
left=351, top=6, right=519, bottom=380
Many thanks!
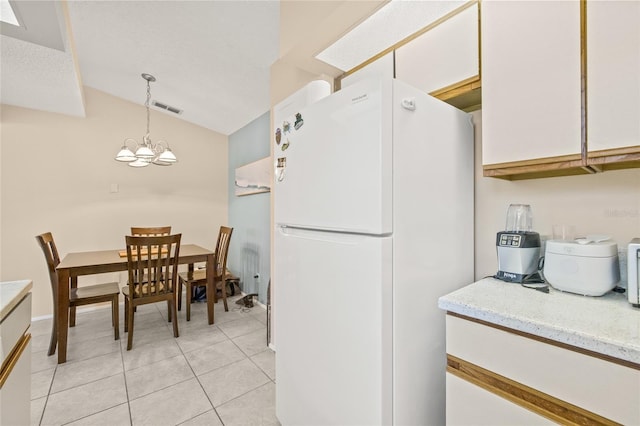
left=145, top=79, right=151, bottom=136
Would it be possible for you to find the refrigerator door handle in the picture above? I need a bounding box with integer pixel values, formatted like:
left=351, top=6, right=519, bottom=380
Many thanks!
left=278, top=225, right=386, bottom=243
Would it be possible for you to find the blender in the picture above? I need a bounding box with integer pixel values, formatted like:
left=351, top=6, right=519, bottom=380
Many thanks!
left=496, top=204, right=543, bottom=283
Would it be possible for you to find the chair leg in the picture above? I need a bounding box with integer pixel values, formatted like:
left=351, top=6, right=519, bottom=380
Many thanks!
left=171, top=298, right=179, bottom=338
left=126, top=301, right=135, bottom=351
left=221, top=279, right=229, bottom=312
left=112, top=296, right=120, bottom=340
left=48, top=313, right=57, bottom=356
left=177, top=279, right=182, bottom=311
left=186, top=282, right=192, bottom=321
left=124, top=297, right=129, bottom=333
left=167, top=300, right=172, bottom=323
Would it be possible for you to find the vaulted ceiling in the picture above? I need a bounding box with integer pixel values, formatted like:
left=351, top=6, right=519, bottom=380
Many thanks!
left=1, top=1, right=280, bottom=136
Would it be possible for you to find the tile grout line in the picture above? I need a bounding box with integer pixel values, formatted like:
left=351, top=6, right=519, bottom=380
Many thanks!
left=37, top=362, right=57, bottom=426
left=176, top=329, right=225, bottom=426
left=119, top=335, right=134, bottom=426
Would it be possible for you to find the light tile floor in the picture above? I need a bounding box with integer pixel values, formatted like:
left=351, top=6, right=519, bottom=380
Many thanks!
left=30, top=294, right=278, bottom=426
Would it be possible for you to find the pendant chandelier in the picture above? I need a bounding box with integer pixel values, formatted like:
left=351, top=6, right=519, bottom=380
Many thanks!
left=115, top=73, right=177, bottom=167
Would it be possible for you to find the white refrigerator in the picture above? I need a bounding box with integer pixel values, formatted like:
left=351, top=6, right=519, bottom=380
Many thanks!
left=273, top=77, right=474, bottom=426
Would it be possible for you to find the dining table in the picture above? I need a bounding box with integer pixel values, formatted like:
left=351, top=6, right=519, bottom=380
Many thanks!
left=55, top=244, right=215, bottom=364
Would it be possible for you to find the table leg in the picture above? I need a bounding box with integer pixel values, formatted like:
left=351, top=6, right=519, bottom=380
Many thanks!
left=206, top=253, right=214, bottom=325
left=57, top=270, right=70, bottom=364
left=69, top=277, right=77, bottom=327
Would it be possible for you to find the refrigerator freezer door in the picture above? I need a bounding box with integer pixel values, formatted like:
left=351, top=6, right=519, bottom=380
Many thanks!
left=274, top=226, right=392, bottom=426
left=274, top=78, right=392, bottom=235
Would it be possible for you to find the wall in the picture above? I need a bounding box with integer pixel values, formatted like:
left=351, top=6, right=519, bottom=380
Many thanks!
left=1, top=87, right=228, bottom=317
left=472, top=110, right=640, bottom=282
left=228, top=112, right=271, bottom=304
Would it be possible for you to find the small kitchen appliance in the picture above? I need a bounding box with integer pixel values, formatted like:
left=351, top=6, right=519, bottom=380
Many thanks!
left=628, top=238, right=640, bottom=306
left=496, top=204, right=543, bottom=283
left=544, top=239, right=620, bottom=296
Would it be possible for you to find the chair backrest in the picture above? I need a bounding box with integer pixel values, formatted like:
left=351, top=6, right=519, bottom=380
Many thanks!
left=35, top=232, right=61, bottom=300
left=125, top=234, right=181, bottom=300
left=214, top=226, right=233, bottom=280
left=131, top=226, right=172, bottom=236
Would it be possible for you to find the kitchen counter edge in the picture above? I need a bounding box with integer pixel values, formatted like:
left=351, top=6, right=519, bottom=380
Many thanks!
left=438, top=277, right=640, bottom=366
left=1, top=280, right=33, bottom=321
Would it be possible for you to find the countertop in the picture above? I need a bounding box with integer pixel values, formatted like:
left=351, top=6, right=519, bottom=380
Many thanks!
left=438, top=277, right=640, bottom=365
left=1, top=280, right=33, bottom=321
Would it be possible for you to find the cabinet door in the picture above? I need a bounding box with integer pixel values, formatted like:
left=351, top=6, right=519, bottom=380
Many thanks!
left=340, top=52, right=394, bottom=89
left=481, top=1, right=582, bottom=166
left=587, top=0, right=640, bottom=154
left=446, top=372, right=554, bottom=426
left=446, top=315, right=640, bottom=425
left=395, top=3, right=478, bottom=94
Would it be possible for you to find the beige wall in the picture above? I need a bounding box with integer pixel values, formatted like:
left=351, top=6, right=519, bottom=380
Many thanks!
left=472, top=110, right=640, bottom=280
left=1, top=87, right=229, bottom=317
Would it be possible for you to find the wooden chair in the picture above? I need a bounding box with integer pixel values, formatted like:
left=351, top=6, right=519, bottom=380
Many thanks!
left=130, top=226, right=171, bottom=236
left=178, top=226, right=233, bottom=321
left=35, top=232, right=120, bottom=356
left=123, top=233, right=181, bottom=350
left=130, top=227, right=172, bottom=309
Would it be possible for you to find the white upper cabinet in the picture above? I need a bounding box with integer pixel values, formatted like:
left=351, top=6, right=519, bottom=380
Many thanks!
left=340, top=52, right=394, bottom=89
left=395, top=3, right=479, bottom=94
left=481, top=0, right=582, bottom=166
left=587, top=0, right=640, bottom=154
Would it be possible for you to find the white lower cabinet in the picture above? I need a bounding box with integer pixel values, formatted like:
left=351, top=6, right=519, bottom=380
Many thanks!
left=0, top=337, right=31, bottom=426
left=445, top=314, right=640, bottom=425
left=447, top=372, right=553, bottom=426
left=0, top=291, right=32, bottom=426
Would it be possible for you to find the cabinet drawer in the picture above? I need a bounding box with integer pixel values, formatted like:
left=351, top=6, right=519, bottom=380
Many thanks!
left=0, top=336, right=31, bottom=425
left=446, top=372, right=554, bottom=426
left=0, top=293, right=31, bottom=370
left=446, top=314, right=640, bottom=424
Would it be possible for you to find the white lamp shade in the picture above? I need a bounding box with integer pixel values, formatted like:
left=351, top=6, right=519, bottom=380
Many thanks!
left=115, top=146, right=136, bottom=162
left=128, top=158, right=150, bottom=168
left=135, top=145, right=155, bottom=159
left=158, top=148, right=177, bottom=163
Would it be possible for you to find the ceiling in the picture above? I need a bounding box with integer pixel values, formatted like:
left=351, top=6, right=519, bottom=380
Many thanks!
left=0, top=0, right=280, bottom=136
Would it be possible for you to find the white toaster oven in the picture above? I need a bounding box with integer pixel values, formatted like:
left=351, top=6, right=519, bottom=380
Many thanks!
left=628, top=238, right=640, bottom=307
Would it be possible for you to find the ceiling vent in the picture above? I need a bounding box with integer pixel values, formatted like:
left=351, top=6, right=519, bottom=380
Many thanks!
left=152, top=100, right=183, bottom=115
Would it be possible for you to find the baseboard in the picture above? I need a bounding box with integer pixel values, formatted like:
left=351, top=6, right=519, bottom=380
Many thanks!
left=31, top=302, right=119, bottom=322
left=31, top=289, right=269, bottom=322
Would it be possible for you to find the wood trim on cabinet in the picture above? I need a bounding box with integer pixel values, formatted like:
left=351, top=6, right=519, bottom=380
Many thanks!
left=447, top=354, right=621, bottom=426
left=588, top=146, right=640, bottom=158
left=581, top=0, right=589, bottom=167
left=429, top=75, right=481, bottom=100
left=447, top=312, right=640, bottom=371
left=482, top=155, right=594, bottom=180
left=483, top=153, right=640, bottom=179
left=483, top=154, right=584, bottom=170
left=430, top=75, right=481, bottom=112
left=0, top=333, right=31, bottom=388
left=588, top=151, right=640, bottom=172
